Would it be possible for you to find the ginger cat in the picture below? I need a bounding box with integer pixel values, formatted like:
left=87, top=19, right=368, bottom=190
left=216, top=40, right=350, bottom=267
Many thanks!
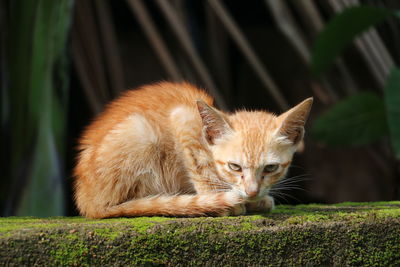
left=74, top=82, right=312, bottom=218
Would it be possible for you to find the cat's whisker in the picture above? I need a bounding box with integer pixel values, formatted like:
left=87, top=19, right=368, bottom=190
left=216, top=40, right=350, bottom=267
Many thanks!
left=272, top=184, right=304, bottom=192
left=275, top=181, right=306, bottom=187
left=272, top=186, right=308, bottom=193
left=271, top=182, right=309, bottom=191
left=269, top=193, right=290, bottom=204
left=280, top=173, right=311, bottom=181
left=273, top=179, right=308, bottom=187
left=273, top=175, right=311, bottom=187
left=273, top=185, right=305, bottom=192
left=270, top=191, right=301, bottom=203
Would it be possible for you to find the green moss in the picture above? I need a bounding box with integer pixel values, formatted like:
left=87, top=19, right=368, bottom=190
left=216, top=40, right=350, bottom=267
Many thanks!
left=0, top=221, right=62, bottom=236
left=51, top=237, right=90, bottom=266
left=1, top=202, right=400, bottom=266
left=335, top=201, right=400, bottom=206
left=375, top=208, right=400, bottom=218
left=127, top=216, right=170, bottom=233
left=283, top=214, right=330, bottom=225
left=93, top=228, right=120, bottom=240
left=239, top=221, right=253, bottom=231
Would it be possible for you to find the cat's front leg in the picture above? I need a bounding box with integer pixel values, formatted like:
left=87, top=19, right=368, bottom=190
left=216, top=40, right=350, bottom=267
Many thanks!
left=170, top=106, right=223, bottom=193
left=245, top=195, right=275, bottom=213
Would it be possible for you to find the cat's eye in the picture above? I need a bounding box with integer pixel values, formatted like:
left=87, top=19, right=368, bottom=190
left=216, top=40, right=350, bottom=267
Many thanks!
left=263, top=164, right=279, bottom=173
left=228, top=162, right=242, bottom=172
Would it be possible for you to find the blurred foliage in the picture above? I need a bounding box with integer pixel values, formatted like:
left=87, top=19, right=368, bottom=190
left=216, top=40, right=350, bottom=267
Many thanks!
left=312, top=92, right=388, bottom=146
left=311, top=6, right=392, bottom=75
left=2, top=0, right=72, bottom=216
left=385, top=69, right=400, bottom=159
left=311, top=5, right=400, bottom=160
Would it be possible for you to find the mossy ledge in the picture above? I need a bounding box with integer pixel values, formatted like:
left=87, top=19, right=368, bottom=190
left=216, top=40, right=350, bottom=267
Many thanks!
left=2, top=202, right=400, bottom=266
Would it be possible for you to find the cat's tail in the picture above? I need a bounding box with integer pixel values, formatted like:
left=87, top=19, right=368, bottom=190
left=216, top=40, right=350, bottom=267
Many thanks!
left=87, top=192, right=244, bottom=218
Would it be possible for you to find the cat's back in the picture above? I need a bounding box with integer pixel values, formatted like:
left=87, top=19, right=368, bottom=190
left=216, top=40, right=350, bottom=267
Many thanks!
left=80, top=82, right=213, bottom=147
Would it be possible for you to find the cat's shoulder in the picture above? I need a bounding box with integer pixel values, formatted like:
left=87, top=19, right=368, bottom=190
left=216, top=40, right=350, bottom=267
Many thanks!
left=79, top=82, right=212, bottom=146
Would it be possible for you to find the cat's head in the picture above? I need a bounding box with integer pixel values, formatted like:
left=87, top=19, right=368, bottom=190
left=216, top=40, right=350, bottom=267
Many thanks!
left=197, top=98, right=313, bottom=201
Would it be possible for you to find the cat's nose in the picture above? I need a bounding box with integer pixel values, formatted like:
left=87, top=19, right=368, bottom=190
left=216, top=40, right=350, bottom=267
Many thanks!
left=245, top=188, right=259, bottom=198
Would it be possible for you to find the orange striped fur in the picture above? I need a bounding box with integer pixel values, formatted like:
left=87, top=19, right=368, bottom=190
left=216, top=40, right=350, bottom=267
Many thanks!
left=74, top=82, right=312, bottom=218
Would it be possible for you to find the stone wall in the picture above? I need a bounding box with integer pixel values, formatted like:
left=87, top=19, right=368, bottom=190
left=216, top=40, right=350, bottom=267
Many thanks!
left=1, top=202, right=400, bottom=266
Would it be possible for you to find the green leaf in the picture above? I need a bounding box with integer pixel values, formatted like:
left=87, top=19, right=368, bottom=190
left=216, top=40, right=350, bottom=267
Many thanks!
left=311, top=92, right=388, bottom=146
left=384, top=68, right=400, bottom=159
left=311, top=6, right=392, bottom=75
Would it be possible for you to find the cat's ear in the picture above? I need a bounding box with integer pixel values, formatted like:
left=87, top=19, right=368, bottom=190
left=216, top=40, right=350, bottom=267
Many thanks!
left=196, top=100, right=232, bottom=145
left=276, top=97, right=313, bottom=145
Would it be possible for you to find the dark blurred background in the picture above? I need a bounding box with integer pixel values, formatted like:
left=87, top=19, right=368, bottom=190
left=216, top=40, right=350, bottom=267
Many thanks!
left=1, top=0, right=400, bottom=217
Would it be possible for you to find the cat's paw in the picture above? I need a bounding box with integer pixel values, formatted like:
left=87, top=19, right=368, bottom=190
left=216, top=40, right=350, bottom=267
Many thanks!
left=217, top=203, right=246, bottom=217
left=266, top=195, right=275, bottom=211
left=231, top=203, right=246, bottom=216
left=216, top=191, right=245, bottom=216
left=246, top=195, right=275, bottom=213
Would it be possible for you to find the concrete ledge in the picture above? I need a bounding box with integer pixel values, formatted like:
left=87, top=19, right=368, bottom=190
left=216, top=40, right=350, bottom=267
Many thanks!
left=1, top=202, right=400, bottom=266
